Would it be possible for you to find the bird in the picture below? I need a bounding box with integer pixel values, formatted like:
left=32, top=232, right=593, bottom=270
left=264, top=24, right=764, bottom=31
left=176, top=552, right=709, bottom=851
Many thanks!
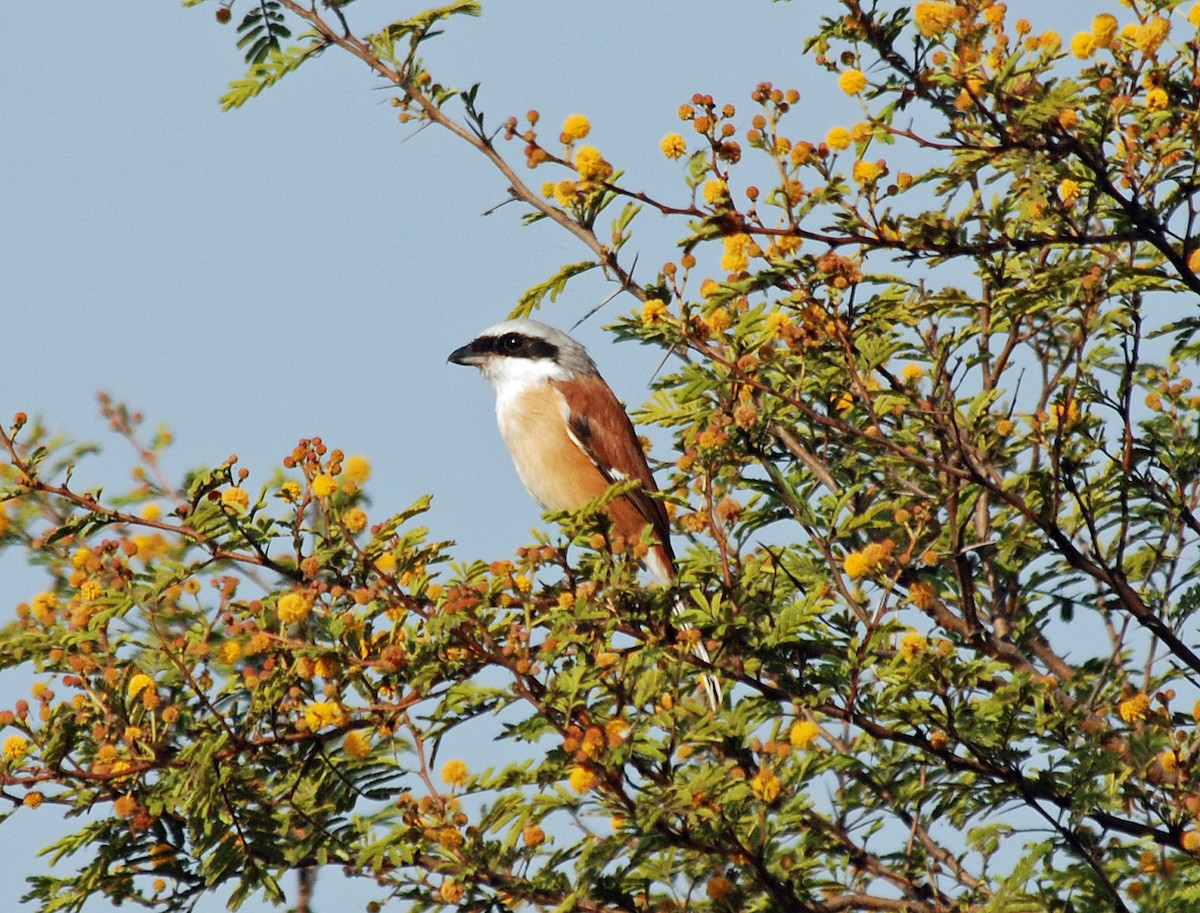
left=448, top=318, right=721, bottom=709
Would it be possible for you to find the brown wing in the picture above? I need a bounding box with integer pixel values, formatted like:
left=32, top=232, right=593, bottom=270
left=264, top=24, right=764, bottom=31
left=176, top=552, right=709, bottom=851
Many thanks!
left=556, top=376, right=675, bottom=573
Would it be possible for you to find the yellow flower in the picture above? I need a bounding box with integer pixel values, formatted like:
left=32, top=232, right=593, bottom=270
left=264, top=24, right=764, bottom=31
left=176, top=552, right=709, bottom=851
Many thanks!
left=852, top=160, right=884, bottom=186
left=71, top=548, right=92, bottom=568
left=218, top=640, right=242, bottom=664
left=1038, top=30, right=1061, bottom=51
left=312, top=474, right=338, bottom=498
left=908, top=580, right=936, bottom=609
left=707, top=307, right=731, bottom=333
left=562, top=113, right=590, bottom=140
left=825, top=126, right=851, bottom=150
left=303, top=701, right=346, bottom=731
left=1145, top=88, right=1169, bottom=111
left=343, top=730, right=371, bottom=760
left=442, top=758, right=469, bottom=786
left=749, top=766, right=780, bottom=802
left=522, top=824, right=545, bottom=846
left=660, top=133, right=687, bottom=159
left=1184, top=830, right=1200, bottom=852
left=1160, top=749, right=1178, bottom=773
left=574, top=145, right=611, bottom=182
left=703, top=180, right=728, bottom=204
left=568, top=765, right=598, bottom=792
left=440, top=880, right=465, bottom=904
left=1135, top=18, right=1169, bottom=55
left=553, top=180, right=578, bottom=206
left=764, top=312, right=791, bottom=337
left=1093, top=14, right=1118, bottom=45
left=899, top=631, right=928, bottom=661
left=1070, top=32, right=1096, bottom=59
left=343, top=508, right=368, bottom=534
left=914, top=1, right=955, bottom=37
left=277, top=592, right=311, bottom=624
left=902, top=363, right=924, bottom=382
left=1119, top=693, right=1150, bottom=722
left=843, top=551, right=870, bottom=579
left=641, top=298, right=669, bottom=323
left=343, top=455, right=371, bottom=484
left=789, top=720, right=820, bottom=750
left=839, top=68, right=867, bottom=95
left=1058, top=178, right=1081, bottom=203
left=279, top=481, right=301, bottom=502
left=80, top=580, right=102, bottom=602
left=23, top=791, right=43, bottom=809
left=141, top=503, right=162, bottom=521
left=1191, top=4, right=1200, bottom=28
left=127, top=673, right=154, bottom=699
left=721, top=233, right=751, bottom=272
left=221, top=486, right=249, bottom=513
left=3, top=735, right=29, bottom=762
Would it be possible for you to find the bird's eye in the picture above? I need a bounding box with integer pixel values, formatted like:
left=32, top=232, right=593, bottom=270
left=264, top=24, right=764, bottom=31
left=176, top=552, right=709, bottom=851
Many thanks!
left=499, top=334, right=525, bottom=354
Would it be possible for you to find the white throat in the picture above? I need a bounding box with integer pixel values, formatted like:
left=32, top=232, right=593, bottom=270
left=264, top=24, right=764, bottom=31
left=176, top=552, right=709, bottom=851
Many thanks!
left=483, top=356, right=570, bottom=414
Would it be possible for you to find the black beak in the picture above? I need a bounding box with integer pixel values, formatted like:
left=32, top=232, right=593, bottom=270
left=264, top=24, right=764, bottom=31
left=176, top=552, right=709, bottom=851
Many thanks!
left=447, top=342, right=482, bottom=366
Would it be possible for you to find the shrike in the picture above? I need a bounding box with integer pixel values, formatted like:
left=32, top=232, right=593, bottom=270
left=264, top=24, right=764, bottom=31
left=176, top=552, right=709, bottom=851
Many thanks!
left=449, top=318, right=720, bottom=709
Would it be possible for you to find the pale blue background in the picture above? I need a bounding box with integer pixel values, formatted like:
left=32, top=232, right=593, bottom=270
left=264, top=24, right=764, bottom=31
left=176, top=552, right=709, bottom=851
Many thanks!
left=1, top=2, right=1103, bottom=909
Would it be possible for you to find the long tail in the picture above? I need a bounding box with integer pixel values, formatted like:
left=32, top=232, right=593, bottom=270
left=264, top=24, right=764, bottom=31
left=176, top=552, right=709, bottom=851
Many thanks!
left=647, top=548, right=721, bottom=711
left=673, top=596, right=722, bottom=711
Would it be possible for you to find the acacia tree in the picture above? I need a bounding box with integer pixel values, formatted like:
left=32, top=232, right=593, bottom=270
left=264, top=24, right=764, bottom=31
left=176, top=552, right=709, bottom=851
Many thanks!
left=5, top=1, right=1200, bottom=910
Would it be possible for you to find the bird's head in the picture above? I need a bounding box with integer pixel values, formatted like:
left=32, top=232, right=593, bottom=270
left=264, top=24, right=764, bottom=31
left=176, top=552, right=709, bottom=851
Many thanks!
left=448, top=319, right=598, bottom=393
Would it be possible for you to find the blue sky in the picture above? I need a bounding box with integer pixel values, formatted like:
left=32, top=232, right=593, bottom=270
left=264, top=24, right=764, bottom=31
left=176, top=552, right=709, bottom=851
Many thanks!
left=0, top=2, right=1105, bottom=909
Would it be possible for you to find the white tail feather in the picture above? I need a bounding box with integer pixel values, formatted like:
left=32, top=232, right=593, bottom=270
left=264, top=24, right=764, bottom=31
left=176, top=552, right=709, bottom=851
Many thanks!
left=673, top=595, right=722, bottom=712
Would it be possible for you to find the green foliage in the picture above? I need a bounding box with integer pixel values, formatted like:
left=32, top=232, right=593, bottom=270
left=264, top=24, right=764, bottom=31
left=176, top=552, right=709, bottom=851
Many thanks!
left=8, top=1, right=1200, bottom=912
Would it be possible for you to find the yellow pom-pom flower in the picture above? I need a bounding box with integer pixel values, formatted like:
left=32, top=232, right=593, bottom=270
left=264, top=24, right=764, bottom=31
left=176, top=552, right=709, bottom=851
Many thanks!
left=574, top=145, right=611, bottom=182
left=641, top=299, right=669, bottom=323
left=1145, top=88, right=1169, bottom=111
left=852, top=160, right=884, bottom=186
left=1058, top=178, right=1081, bottom=203
left=789, top=720, right=820, bottom=750
left=1093, top=14, right=1118, bottom=45
left=277, top=592, right=312, bottom=624
left=843, top=551, right=870, bottom=579
left=442, top=759, right=469, bottom=786
left=127, top=673, right=154, bottom=699
left=749, top=766, right=780, bottom=802
left=303, top=701, right=346, bottom=731
left=825, top=126, right=851, bottom=151
left=1070, top=32, right=1096, bottom=59
left=660, top=133, right=687, bottom=159
left=568, top=765, right=598, bottom=792
left=343, top=455, right=371, bottom=484
left=562, top=113, right=591, bottom=140
left=312, top=474, right=338, bottom=498
left=721, top=233, right=751, bottom=272
left=343, top=508, right=368, bottom=534
left=703, top=180, right=728, bottom=204
left=839, top=68, right=868, bottom=95
left=1135, top=18, right=1169, bottom=55
left=221, top=487, right=249, bottom=513
left=900, top=631, right=928, bottom=661
left=3, top=735, right=29, bottom=762
left=343, top=730, right=371, bottom=760
left=914, top=1, right=955, bottom=37
left=1119, top=693, right=1150, bottom=722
